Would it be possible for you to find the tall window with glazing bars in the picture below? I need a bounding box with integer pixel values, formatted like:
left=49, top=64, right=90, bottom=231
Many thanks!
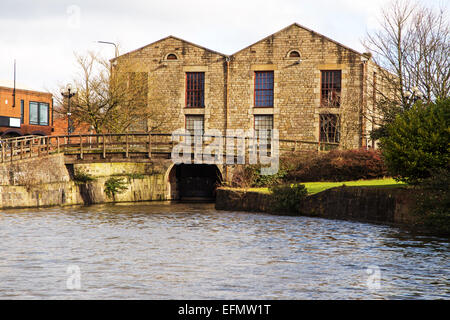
left=254, top=71, right=274, bottom=107
left=319, top=113, right=340, bottom=143
left=321, top=70, right=341, bottom=107
left=186, top=72, right=205, bottom=108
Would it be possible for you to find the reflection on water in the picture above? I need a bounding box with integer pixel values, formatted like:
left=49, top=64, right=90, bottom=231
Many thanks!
left=0, top=202, right=448, bottom=299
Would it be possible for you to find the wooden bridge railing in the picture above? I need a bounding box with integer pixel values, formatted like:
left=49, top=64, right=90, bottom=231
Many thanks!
left=0, top=133, right=339, bottom=163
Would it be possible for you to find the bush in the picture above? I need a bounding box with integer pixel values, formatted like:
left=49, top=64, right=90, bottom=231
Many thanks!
left=286, top=148, right=387, bottom=182
left=73, top=169, right=95, bottom=184
left=126, top=173, right=145, bottom=180
left=230, top=148, right=387, bottom=187
left=269, top=183, right=308, bottom=213
left=104, top=177, right=128, bottom=199
left=230, top=165, right=287, bottom=188
left=230, top=165, right=259, bottom=189
left=380, top=99, right=450, bottom=184
left=254, top=167, right=287, bottom=187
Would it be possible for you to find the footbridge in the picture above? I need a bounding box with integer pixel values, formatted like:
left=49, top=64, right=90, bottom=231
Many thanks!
left=0, top=133, right=338, bottom=200
left=0, top=133, right=338, bottom=165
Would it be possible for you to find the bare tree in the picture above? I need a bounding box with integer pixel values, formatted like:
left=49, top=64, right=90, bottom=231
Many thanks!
left=407, top=5, right=450, bottom=102
left=54, top=51, right=157, bottom=134
left=363, top=0, right=449, bottom=137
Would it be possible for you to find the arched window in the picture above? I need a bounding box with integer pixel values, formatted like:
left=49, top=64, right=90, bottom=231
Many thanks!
left=288, top=50, right=301, bottom=58
left=166, top=53, right=178, bottom=60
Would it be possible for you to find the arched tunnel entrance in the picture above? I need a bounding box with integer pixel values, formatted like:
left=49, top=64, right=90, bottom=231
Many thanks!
left=168, top=164, right=222, bottom=201
left=1, top=131, right=22, bottom=139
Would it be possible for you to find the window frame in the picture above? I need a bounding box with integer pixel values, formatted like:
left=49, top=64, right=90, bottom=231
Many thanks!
left=319, top=113, right=340, bottom=143
left=287, top=50, right=301, bottom=58
left=185, top=115, right=204, bottom=134
left=166, top=53, right=178, bottom=60
left=29, top=101, right=49, bottom=126
left=185, top=72, right=205, bottom=108
left=254, top=115, right=274, bottom=150
left=320, top=70, right=342, bottom=108
left=254, top=115, right=274, bottom=132
left=20, top=99, right=24, bottom=124
left=254, top=71, right=274, bottom=108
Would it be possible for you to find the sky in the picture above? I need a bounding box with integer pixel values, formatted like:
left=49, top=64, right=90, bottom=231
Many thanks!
left=0, top=0, right=444, bottom=93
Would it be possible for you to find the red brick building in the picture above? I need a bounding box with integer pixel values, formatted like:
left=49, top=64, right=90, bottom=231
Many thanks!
left=52, top=112, right=92, bottom=136
left=0, top=82, right=54, bottom=137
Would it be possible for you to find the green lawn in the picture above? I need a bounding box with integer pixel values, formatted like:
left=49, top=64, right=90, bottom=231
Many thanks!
left=247, top=178, right=405, bottom=195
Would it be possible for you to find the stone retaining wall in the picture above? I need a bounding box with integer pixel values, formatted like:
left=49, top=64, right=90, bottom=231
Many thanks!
left=0, top=155, right=171, bottom=209
left=0, top=154, right=70, bottom=186
left=215, top=186, right=418, bottom=226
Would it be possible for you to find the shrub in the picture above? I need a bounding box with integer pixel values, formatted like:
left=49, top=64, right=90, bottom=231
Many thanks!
left=380, top=99, right=450, bottom=184
left=269, top=183, right=308, bottom=214
left=104, top=177, right=128, bottom=199
left=230, top=148, right=387, bottom=187
left=286, top=148, right=387, bottom=182
left=73, top=169, right=95, bottom=184
left=230, top=165, right=287, bottom=188
left=126, top=173, right=145, bottom=180
left=254, top=167, right=287, bottom=187
left=230, top=165, right=259, bottom=189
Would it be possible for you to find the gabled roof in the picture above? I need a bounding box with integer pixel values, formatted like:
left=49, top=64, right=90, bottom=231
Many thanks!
left=111, top=35, right=228, bottom=62
left=112, top=23, right=366, bottom=63
left=231, top=22, right=363, bottom=57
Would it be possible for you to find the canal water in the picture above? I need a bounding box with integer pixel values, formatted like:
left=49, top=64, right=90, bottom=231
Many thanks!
left=0, top=202, right=448, bottom=299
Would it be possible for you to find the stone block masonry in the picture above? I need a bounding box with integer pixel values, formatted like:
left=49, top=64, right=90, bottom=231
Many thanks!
left=0, top=154, right=70, bottom=186
left=113, top=23, right=385, bottom=150
left=0, top=154, right=173, bottom=209
left=215, top=187, right=419, bottom=227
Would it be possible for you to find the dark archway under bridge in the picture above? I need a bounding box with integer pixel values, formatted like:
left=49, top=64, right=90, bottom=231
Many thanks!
left=168, top=164, right=222, bottom=201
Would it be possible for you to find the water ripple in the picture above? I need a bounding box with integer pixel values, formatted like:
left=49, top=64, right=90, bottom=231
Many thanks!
left=0, top=202, right=448, bottom=299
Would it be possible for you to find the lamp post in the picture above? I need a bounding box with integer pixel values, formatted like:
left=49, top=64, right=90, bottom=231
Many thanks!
left=61, top=84, right=77, bottom=142
left=405, top=86, right=423, bottom=105
left=96, top=41, right=118, bottom=58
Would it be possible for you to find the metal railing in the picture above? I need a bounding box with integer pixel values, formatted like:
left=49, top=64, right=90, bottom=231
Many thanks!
left=0, top=133, right=339, bottom=163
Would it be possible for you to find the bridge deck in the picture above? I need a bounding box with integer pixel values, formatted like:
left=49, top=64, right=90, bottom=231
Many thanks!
left=1, top=133, right=339, bottom=164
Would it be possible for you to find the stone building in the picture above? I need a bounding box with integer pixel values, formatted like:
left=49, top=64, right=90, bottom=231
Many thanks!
left=113, top=23, right=381, bottom=150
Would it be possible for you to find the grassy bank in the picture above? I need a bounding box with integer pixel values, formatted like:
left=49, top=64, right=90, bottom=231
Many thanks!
left=245, top=178, right=405, bottom=195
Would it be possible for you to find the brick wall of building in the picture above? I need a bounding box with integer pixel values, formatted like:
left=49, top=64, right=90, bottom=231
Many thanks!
left=52, top=113, right=92, bottom=136
left=0, top=86, right=53, bottom=136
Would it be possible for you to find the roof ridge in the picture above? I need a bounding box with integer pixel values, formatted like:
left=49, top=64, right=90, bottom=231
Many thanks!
left=111, top=35, right=228, bottom=61
left=230, top=23, right=363, bottom=57
left=112, top=23, right=365, bottom=62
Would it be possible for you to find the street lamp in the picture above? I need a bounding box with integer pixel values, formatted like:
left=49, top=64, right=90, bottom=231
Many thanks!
left=61, top=84, right=77, bottom=141
left=405, top=86, right=423, bottom=104
left=97, top=41, right=118, bottom=58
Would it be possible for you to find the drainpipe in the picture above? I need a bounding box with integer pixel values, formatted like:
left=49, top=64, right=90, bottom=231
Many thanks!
left=225, top=56, right=230, bottom=132
left=360, top=57, right=368, bottom=149
left=51, top=98, right=54, bottom=127
left=12, top=60, right=16, bottom=109
left=224, top=56, right=230, bottom=182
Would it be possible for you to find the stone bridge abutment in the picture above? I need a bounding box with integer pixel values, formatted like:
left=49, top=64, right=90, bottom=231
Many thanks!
left=0, top=153, right=226, bottom=209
